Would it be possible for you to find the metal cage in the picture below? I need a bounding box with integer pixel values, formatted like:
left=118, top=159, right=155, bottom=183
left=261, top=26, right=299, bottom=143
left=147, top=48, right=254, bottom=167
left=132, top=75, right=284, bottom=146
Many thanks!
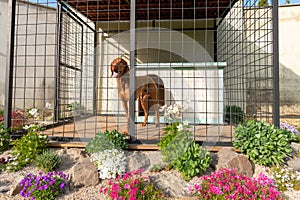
left=4, top=0, right=279, bottom=145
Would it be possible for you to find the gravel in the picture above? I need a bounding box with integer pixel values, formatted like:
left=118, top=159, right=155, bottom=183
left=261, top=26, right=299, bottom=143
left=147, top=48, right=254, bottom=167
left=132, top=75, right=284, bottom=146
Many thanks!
left=1, top=148, right=300, bottom=200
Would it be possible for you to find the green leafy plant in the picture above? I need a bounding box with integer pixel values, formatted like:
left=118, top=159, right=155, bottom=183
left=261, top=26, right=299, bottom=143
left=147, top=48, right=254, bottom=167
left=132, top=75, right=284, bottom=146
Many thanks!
left=269, top=165, right=300, bottom=191
left=6, top=129, right=48, bottom=171
left=225, top=105, right=245, bottom=124
left=157, top=122, right=180, bottom=150
left=86, top=130, right=128, bottom=154
left=85, top=132, right=115, bottom=154
left=20, top=171, right=67, bottom=200
left=159, top=122, right=211, bottom=180
left=103, top=129, right=128, bottom=149
left=0, top=124, right=10, bottom=153
left=34, top=149, right=62, bottom=172
left=173, top=142, right=211, bottom=181
left=294, top=134, right=300, bottom=144
left=100, top=169, right=164, bottom=200
left=160, top=127, right=193, bottom=163
left=233, top=120, right=295, bottom=166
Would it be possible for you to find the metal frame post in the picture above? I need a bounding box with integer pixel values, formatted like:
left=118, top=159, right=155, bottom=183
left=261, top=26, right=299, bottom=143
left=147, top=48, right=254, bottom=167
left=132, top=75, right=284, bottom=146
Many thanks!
left=272, top=0, right=280, bottom=127
left=129, top=0, right=136, bottom=139
left=4, top=0, right=16, bottom=129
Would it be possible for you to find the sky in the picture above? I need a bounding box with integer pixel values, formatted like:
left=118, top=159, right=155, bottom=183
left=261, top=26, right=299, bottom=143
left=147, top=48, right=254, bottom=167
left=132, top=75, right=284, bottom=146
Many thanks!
left=279, top=0, right=300, bottom=4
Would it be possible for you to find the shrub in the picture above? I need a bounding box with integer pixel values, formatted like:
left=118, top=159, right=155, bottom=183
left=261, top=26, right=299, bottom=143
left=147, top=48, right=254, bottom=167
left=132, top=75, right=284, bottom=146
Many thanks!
left=19, top=171, right=67, bottom=200
left=233, top=120, right=294, bottom=166
left=160, top=125, right=193, bottom=163
left=225, top=105, right=245, bottom=124
left=85, top=130, right=128, bottom=154
left=90, top=149, right=126, bottom=179
left=6, top=129, right=48, bottom=171
left=159, top=122, right=211, bottom=180
left=173, top=142, right=211, bottom=181
left=269, top=165, right=300, bottom=191
left=0, top=124, right=10, bottom=153
left=34, top=149, right=62, bottom=172
left=157, top=122, right=179, bottom=150
left=103, top=129, right=128, bottom=149
left=12, top=110, right=28, bottom=130
left=100, top=169, right=164, bottom=200
left=188, top=168, right=283, bottom=200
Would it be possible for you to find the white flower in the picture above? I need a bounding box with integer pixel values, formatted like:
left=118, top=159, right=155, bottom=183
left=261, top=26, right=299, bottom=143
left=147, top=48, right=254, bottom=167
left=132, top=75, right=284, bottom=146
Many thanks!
left=90, top=149, right=126, bottom=179
left=159, top=104, right=167, bottom=112
left=23, top=124, right=32, bottom=130
left=183, top=120, right=189, bottom=126
left=29, top=108, right=39, bottom=118
left=45, top=102, right=52, bottom=109
left=177, top=123, right=184, bottom=131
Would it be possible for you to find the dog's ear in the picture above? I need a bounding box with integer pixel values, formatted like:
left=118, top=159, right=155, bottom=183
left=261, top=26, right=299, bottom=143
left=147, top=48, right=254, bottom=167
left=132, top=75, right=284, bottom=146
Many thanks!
left=121, top=59, right=130, bottom=74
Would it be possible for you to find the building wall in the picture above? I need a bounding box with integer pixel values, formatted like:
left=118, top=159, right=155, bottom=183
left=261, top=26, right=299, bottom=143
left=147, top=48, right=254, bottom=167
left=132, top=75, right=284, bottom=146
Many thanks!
left=0, top=0, right=8, bottom=108
left=278, top=4, right=300, bottom=115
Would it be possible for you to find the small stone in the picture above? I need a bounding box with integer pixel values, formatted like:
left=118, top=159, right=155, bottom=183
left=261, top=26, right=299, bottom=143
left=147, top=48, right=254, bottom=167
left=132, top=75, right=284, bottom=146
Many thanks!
left=9, top=175, right=24, bottom=196
left=125, top=151, right=151, bottom=172
left=71, top=157, right=99, bottom=187
left=287, top=157, right=300, bottom=171
left=216, top=147, right=254, bottom=177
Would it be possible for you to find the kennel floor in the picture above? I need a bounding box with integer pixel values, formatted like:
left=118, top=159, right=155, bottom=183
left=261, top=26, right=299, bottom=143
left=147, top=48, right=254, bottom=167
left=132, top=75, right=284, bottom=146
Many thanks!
left=42, top=116, right=234, bottom=144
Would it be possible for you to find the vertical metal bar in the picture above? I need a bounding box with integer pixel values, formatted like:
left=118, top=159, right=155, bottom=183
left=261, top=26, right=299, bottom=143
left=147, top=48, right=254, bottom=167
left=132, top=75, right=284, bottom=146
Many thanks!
left=93, top=23, right=97, bottom=115
left=79, top=24, right=84, bottom=111
left=272, top=0, right=280, bottom=127
left=54, top=3, right=62, bottom=122
left=4, top=0, right=16, bottom=129
left=129, top=0, right=136, bottom=139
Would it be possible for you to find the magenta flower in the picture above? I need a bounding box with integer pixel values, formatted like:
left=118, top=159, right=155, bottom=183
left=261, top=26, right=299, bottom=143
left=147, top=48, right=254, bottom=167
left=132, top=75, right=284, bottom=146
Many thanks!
left=189, top=168, right=283, bottom=200
left=99, top=168, right=164, bottom=200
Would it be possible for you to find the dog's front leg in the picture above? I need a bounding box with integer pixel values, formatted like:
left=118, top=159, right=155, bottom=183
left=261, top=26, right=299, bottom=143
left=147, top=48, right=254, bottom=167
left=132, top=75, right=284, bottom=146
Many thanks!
left=121, top=100, right=129, bottom=135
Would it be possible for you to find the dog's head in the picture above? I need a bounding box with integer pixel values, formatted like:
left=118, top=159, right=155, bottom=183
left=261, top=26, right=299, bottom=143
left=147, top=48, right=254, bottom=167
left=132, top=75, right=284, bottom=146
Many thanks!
left=110, top=58, right=130, bottom=78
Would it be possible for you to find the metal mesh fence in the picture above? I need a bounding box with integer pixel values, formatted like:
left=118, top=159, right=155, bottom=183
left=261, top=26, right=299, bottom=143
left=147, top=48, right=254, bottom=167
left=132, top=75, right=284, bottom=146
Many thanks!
left=5, top=0, right=277, bottom=144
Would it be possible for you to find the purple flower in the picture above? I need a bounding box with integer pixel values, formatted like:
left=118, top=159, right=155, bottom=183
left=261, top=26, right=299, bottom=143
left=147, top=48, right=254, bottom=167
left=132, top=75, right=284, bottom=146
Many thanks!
left=59, top=182, right=65, bottom=189
left=280, top=122, right=300, bottom=134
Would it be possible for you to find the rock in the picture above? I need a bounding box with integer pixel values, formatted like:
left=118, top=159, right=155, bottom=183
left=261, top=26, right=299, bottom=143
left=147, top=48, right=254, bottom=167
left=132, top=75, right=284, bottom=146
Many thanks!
left=71, top=157, right=99, bottom=187
left=287, top=157, right=300, bottom=171
left=150, top=171, right=188, bottom=197
left=125, top=151, right=151, bottom=172
left=9, top=175, right=24, bottom=196
left=291, top=142, right=300, bottom=156
left=216, top=147, right=254, bottom=177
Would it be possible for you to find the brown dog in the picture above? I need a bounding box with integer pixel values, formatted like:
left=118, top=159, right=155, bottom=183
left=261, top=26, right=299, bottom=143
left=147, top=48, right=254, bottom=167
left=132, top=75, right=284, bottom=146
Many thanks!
left=110, top=58, right=165, bottom=134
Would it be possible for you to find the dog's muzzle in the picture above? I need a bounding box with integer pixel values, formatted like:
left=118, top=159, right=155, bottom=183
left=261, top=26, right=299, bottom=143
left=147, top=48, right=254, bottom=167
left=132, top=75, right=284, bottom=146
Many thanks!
left=112, top=71, right=119, bottom=78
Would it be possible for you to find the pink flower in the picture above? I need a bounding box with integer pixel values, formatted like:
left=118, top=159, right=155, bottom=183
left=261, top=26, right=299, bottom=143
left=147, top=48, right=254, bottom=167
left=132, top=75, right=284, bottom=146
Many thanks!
left=209, top=185, right=223, bottom=195
left=109, top=191, right=118, bottom=199
left=124, top=184, right=130, bottom=189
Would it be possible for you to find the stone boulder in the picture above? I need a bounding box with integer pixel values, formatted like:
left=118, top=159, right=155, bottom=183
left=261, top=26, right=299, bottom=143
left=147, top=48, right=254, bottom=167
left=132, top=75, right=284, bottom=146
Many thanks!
left=150, top=171, right=188, bottom=197
left=71, top=157, right=99, bottom=187
left=125, top=151, right=151, bottom=172
left=216, top=147, right=254, bottom=177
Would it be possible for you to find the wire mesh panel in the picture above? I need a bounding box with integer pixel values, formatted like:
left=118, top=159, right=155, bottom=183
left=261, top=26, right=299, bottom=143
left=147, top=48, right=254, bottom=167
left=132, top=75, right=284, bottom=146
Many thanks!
left=7, top=0, right=277, bottom=144
left=218, top=0, right=274, bottom=126
left=10, top=0, right=58, bottom=133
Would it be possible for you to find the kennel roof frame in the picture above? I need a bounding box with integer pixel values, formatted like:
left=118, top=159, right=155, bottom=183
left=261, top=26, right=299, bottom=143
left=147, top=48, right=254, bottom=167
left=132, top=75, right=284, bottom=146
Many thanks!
left=59, top=0, right=239, bottom=22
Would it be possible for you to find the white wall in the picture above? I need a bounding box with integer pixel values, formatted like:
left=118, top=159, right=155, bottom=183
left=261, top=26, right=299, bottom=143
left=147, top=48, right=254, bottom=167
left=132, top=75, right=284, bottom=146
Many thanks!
left=279, top=4, right=300, bottom=115
left=0, top=0, right=8, bottom=108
